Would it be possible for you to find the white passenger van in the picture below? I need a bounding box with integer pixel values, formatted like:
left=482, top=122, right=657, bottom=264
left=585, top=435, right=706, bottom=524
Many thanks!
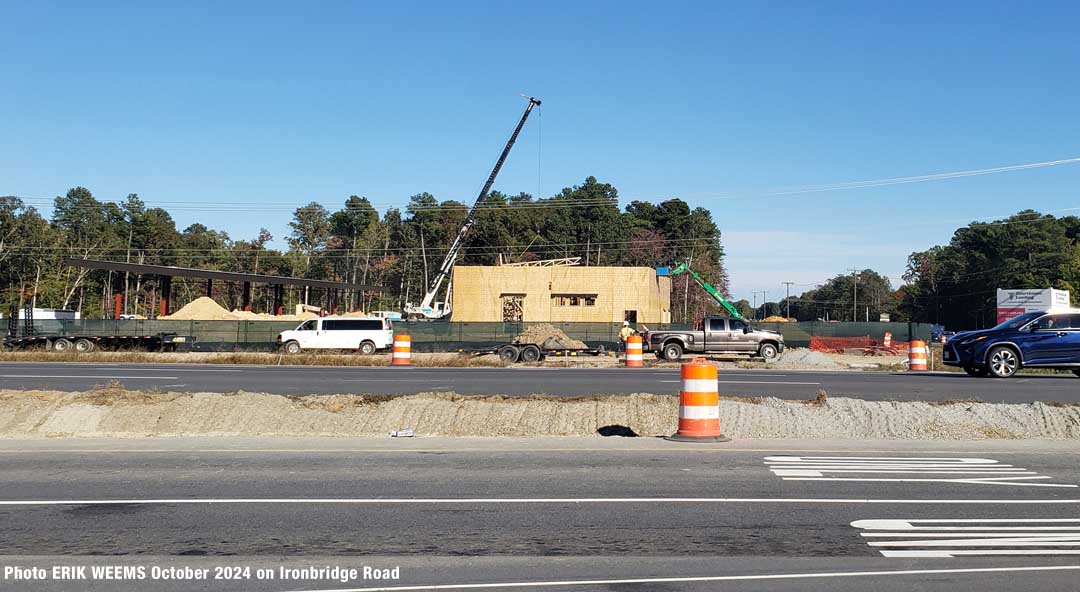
left=277, top=316, right=393, bottom=355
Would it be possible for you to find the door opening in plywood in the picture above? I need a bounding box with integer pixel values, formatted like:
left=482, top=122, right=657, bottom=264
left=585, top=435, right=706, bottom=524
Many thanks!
left=501, top=294, right=525, bottom=322
left=624, top=310, right=638, bottom=323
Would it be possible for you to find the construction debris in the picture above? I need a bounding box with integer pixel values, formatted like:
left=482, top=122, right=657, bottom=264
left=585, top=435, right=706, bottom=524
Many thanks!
left=513, top=324, right=588, bottom=349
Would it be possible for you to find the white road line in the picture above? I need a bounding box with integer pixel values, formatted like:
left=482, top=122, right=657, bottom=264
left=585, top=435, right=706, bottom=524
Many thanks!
left=852, top=519, right=1080, bottom=557
left=717, top=380, right=820, bottom=385
left=86, top=368, right=242, bottom=373
left=343, top=379, right=461, bottom=382
left=782, top=477, right=1073, bottom=487
left=278, top=566, right=1080, bottom=592
left=1, top=497, right=1080, bottom=506
left=767, top=457, right=1003, bottom=462
left=0, top=375, right=179, bottom=380
left=766, top=456, right=1075, bottom=487
left=858, top=519, right=1080, bottom=525
left=882, top=550, right=1080, bottom=557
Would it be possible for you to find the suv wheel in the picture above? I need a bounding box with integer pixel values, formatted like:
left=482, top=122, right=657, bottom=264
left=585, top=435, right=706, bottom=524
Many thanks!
left=963, top=365, right=990, bottom=377
left=359, top=340, right=376, bottom=355
left=283, top=340, right=302, bottom=354
left=662, top=342, right=683, bottom=361
left=758, top=343, right=779, bottom=361
left=987, top=346, right=1019, bottom=378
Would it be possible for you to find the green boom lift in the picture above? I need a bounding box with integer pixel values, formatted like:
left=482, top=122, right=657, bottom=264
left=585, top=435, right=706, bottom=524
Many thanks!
left=670, top=262, right=745, bottom=321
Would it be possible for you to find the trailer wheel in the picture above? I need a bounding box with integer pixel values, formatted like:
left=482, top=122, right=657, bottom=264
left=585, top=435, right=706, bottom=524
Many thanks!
left=51, top=338, right=73, bottom=353
left=359, top=340, right=377, bottom=355
left=283, top=340, right=302, bottom=354
left=74, top=338, right=95, bottom=353
left=497, top=345, right=520, bottom=363
left=520, top=345, right=542, bottom=363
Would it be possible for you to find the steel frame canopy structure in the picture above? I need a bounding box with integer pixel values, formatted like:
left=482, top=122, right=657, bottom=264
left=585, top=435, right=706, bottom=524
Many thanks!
left=65, top=258, right=384, bottom=317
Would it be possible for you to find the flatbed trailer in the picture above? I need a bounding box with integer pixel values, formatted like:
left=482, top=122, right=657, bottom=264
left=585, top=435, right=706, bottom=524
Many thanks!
left=2, top=332, right=195, bottom=353
left=464, top=342, right=608, bottom=363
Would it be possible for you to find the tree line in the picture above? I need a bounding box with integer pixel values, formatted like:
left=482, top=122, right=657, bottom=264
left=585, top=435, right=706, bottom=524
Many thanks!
left=0, top=177, right=728, bottom=323
left=742, top=209, right=1078, bottom=330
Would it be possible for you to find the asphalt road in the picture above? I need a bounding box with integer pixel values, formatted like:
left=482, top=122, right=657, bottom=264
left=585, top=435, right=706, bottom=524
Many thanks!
left=2, top=438, right=1079, bottom=591
left=2, top=362, right=1080, bottom=402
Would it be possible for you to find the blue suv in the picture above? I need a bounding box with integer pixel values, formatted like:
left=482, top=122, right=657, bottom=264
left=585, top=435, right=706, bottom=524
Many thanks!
left=943, top=310, right=1080, bottom=378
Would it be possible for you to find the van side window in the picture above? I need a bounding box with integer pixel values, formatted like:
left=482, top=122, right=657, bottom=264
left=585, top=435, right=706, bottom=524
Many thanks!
left=298, top=320, right=316, bottom=331
left=324, top=319, right=383, bottom=331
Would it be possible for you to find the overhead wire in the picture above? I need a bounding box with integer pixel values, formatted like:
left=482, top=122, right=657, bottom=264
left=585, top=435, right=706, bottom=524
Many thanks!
left=8, top=153, right=1080, bottom=214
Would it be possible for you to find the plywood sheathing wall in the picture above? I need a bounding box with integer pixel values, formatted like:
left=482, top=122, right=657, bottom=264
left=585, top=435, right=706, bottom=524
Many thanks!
left=452, top=266, right=671, bottom=323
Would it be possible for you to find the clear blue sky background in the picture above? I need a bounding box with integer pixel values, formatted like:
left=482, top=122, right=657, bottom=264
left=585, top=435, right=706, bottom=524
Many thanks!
left=4, top=1, right=1079, bottom=302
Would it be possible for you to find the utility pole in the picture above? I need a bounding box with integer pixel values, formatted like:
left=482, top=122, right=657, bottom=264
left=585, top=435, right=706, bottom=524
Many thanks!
left=782, top=281, right=795, bottom=319
left=847, top=268, right=859, bottom=322
left=752, top=290, right=767, bottom=320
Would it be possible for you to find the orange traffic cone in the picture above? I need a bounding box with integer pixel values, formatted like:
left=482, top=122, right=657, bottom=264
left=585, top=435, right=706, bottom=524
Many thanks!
left=391, top=334, right=412, bottom=366
left=665, top=357, right=730, bottom=442
left=625, top=335, right=644, bottom=367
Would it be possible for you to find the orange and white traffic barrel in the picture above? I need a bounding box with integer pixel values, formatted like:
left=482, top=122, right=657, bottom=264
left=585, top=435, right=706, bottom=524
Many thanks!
left=391, top=334, right=412, bottom=366
left=625, top=335, right=644, bottom=367
left=883, top=332, right=892, bottom=348
left=908, top=339, right=927, bottom=371
left=665, top=357, right=730, bottom=442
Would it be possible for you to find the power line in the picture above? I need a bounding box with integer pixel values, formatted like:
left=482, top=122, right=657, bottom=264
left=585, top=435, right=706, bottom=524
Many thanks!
left=666, top=155, right=1080, bottom=201
left=0, top=236, right=723, bottom=255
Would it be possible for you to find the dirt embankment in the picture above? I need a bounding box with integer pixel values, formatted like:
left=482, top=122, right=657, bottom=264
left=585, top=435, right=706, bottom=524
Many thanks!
left=2, top=387, right=1078, bottom=440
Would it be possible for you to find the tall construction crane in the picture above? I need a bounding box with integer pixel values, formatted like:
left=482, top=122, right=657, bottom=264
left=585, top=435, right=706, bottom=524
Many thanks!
left=670, top=261, right=745, bottom=320
left=405, top=97, right=542, bottom=319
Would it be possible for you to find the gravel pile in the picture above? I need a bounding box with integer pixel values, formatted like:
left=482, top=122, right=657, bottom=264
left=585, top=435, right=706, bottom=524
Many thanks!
left=770, top=348, right=843, bottom=370
left=513, top=324, right=587, bottom=349
left=2, top=388, right=1078, bottom=440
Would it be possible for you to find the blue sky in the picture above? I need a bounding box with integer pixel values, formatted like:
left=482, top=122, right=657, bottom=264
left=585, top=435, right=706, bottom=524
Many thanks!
left=3, top=1, right=1080, bottom=302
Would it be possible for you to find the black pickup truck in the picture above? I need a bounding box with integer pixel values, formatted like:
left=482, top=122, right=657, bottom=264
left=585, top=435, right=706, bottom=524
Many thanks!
left=642, top=316, right=785, bottom=361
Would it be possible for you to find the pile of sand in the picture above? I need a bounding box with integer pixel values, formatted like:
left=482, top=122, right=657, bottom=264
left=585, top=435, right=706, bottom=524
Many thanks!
left=158, top=296, right=333, bottom=321
left=761, top=316, right=793, bottom=323
left=514, top=324, right=588, bottom=349
left=231, top=309, right=318, bottom=321
left=2, top=388, right=1079, bottom=440
left=161, top=297, right=237, bottom=321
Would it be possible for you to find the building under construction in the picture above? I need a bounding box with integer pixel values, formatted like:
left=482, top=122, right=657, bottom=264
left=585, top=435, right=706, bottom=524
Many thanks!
left=451, top=265, right=671, bottom=323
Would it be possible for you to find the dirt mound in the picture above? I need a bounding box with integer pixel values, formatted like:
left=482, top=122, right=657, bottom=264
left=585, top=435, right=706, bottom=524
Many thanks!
left=761, top=315, right=792, bottom=323
left=162, top=297, right=237, bottom=320
left=2, top=388, right=1079, bottom=440
left=513, top=324, right=587, bottom=349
